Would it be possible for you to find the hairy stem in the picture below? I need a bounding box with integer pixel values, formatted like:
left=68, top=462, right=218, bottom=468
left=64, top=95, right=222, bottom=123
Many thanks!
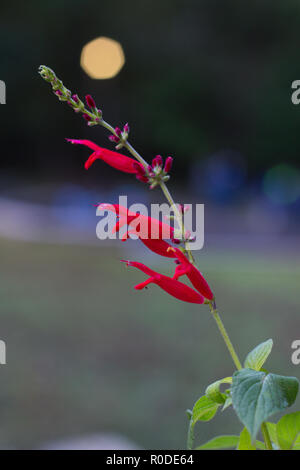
left=159, top=181, right=194, bottom=262
left=209, top=302, right=242, bottom=371
left=208, top=302, right=272, bottom=450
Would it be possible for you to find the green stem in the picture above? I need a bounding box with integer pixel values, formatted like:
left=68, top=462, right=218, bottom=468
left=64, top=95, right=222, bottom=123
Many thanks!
left=209, top=302, right=242, bottom=371
left=159, top=182, right=194, bottom=262
left=209, top=302, right=272, bottom=450
left=261, top=422, right=273, bottom=450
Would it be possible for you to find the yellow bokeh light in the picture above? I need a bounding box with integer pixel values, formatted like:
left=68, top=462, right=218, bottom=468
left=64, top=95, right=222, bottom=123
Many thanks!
left=80, top=37, right=125, bottom=79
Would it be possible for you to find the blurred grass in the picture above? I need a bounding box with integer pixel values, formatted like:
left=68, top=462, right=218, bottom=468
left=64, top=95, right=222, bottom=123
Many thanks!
left=0, top=237, right=299, bottom=449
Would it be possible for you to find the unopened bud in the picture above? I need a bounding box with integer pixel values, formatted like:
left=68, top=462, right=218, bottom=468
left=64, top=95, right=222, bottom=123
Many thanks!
left=86, top=94, right=96, bottom=109
left=83, top=113, right=91, bottom=122
left=164, top=156, right=173, bottom=173
left=109, top=135, right=120, bottom=143
left=136, top=174, right=149, bottom=183
left=156, top=155, right=163, bottom=167
left=72, top=94, right=79, bottom=103
left=152, top=156, right=162, bottom=169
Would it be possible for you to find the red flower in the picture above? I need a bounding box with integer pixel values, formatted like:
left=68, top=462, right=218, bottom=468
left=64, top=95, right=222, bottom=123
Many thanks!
left=98, top=203, right=176, bottom=258
left=169, top=247, right=214, bottom=300
left=66, top=139, right=144, bottom=174
left=122, top=260, right=204, bottom=304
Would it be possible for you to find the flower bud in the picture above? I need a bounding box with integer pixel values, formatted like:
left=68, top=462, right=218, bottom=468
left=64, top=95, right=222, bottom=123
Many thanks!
left=156, top=155, right=163, bottom=167
left=152, top=157, right=161, bottom=169
left=86, top=94, right=96, bottom=109
left=83, top=113, right=91, bottom=122
left=136, top=174, right=149, bottom=183
left=109, top=135, right=120, bottom=143
left=72, top=94, right=79, bottom=103
left=164, top=156, right=173, bottom=173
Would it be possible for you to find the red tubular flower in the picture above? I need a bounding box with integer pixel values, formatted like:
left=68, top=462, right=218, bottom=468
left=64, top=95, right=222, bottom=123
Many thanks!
left=97, top=203, right=176, bottom=258
left=169, top=247, right=214, bottom=300
left=121, top=260, right=204, bottom=304
left=66, top=139, right=144, bottom=174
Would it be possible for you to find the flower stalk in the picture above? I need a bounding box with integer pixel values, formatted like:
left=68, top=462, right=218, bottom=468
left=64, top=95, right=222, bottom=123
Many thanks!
left=39, top=65, right=283, bottom=451
left=208, top=301, right=242, bottom=371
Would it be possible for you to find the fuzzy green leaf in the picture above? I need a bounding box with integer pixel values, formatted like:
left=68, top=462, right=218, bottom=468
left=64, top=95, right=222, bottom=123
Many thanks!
left=237, top=427, right=257, bottom=450
left=236, top=427, right=265, bottom=450
left=205, top=377, right=232, bottom=404
left=232, top=368, right=299, bottom=441
left=276, top=411, right=300, bottom=450
left=222, top=396, right=232, bottom=411
left=187, top=395, right=219, bottom=450
left=196, top=435, right=239, bottom=450
left=244, top=339, right=273, bottom=371
left=265, top=422, right=278, bottom=447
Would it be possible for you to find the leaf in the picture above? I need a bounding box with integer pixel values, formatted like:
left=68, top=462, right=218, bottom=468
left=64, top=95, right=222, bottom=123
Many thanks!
left=196, top=435, right=239, bottom=450
left=255, top=440, right=267, bottom=450
left=231, top=368, right=299, bottom=441
left=205, top=377, right=232, bottom=404
left=293, top=434, right=300, bottom=450
left=187, top=395, right=219, bottom=450
left=265, top=422, right=278, bottom=447
left=237, top=427, right=256, bottom=450
left=276, top=411, right=300, bottom=450
left=244, top=339, right=273, bottom=371
left=222, top=396, right=232, bottom=411
left=192, top=395, right=219, bottom=422
left=236, top=427, right=266, bottom=450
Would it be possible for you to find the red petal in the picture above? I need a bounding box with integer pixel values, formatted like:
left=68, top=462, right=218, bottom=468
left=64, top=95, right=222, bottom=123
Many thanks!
left=170, top=248, right=214, bottom=300
left=122, top=260, right=204, bottom=304
left=155, top=275, right=204, bottom=304
left=140, top=238, right=176, bottom=258
left=121, top=260, right=157, bottom=277
left=66, top=139, right=101, bottom=152
left=67, top=139, right=140, bottom=174
left=84, top=152, right=99, bottom=170
left=97, top=148, right=138, bottom=174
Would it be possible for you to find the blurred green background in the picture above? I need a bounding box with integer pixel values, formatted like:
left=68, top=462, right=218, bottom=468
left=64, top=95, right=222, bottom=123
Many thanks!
left=0, top=0, right=300, bottom=450
left=0, top=239, right=299, bottom=449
